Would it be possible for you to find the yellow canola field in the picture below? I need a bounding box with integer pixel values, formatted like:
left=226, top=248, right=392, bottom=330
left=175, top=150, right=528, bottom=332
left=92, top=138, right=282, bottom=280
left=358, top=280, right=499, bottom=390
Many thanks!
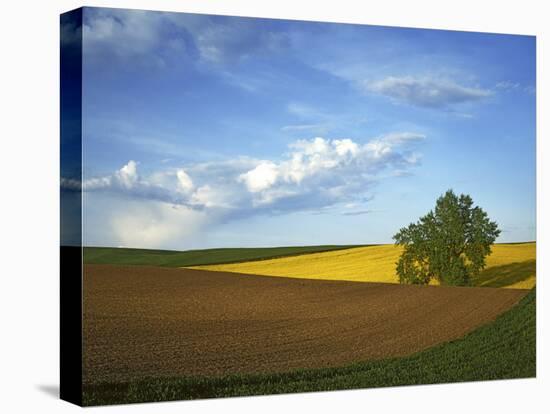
left=474, top=242, right=536, bottom=289
left=192, top=242, right=536, bottom=289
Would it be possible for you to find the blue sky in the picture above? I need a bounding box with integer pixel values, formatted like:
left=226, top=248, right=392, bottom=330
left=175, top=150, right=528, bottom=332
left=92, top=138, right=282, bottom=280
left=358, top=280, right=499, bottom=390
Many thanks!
left=68, top=7, right=535, bottom=249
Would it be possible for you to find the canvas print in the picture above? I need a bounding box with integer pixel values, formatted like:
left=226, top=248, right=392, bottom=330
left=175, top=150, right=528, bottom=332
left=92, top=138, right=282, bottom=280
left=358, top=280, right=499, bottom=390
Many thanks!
left=60, top=7, right=536, bottom=406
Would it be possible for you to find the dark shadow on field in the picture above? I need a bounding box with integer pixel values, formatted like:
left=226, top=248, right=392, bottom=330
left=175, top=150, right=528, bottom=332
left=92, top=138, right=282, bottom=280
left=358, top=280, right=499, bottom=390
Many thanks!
left=473, top=260, right=536, bottom=288
left=36, top=384, right=59, bottom=399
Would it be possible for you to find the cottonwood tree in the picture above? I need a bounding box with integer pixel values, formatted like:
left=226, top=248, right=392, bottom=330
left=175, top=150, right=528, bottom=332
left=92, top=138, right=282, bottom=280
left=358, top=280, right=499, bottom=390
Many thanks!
left=393, top=190, right=500, bottom=286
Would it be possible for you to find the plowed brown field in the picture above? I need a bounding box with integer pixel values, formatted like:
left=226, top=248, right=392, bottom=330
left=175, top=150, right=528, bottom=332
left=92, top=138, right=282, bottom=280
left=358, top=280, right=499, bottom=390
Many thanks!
left=83, top=264, right=528, bottom=385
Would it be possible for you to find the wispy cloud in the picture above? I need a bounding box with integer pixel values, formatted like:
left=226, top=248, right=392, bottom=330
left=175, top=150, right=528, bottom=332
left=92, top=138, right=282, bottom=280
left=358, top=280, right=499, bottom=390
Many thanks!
left=341, top=210, right=372, bottom=216
left=189, top=18, right=289, bottom=64
left=496, top=80, right=536, bottom=95
left=286, top=102, right=325, bottom=119
left=83, top=9, right=170, bottom=67
left=284, top=101, right=369, bottom=135
left=82, top=8, right=289, bottom=68
left=363, top=76, right=492, bottom=109
left=280, top=124, right=329, bottom=134
left=495, top=81, right=521, bottom=90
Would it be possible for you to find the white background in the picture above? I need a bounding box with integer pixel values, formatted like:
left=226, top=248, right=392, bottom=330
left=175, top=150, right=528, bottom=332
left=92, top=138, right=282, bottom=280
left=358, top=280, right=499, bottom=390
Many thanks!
left=0, top=0, right=547, bottom=412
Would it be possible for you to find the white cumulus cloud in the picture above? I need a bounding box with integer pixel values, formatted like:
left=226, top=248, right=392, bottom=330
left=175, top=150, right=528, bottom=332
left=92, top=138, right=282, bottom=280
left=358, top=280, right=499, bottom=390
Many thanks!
left=115, top=160, right=138, bottom=189
left=176, top=169, right=194, bottom=193
left=239, top=134, right=424, bottom=195
left=71, top=132, right=426, bottom=248
left=239, top=161, right=279, bottom=192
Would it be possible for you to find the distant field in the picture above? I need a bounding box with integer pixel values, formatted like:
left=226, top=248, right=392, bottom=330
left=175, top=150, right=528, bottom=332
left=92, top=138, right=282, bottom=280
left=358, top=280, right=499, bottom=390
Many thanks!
left=83, top=245, right=361, bottom=267
left=194, top=242, right=536, bottom=289
left=82, top=264, right=534, bottom=405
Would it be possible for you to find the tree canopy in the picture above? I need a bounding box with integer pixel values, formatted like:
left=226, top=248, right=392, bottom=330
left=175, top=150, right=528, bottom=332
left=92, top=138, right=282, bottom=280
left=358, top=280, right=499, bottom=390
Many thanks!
left=393, top=190, right=501, bottom=286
